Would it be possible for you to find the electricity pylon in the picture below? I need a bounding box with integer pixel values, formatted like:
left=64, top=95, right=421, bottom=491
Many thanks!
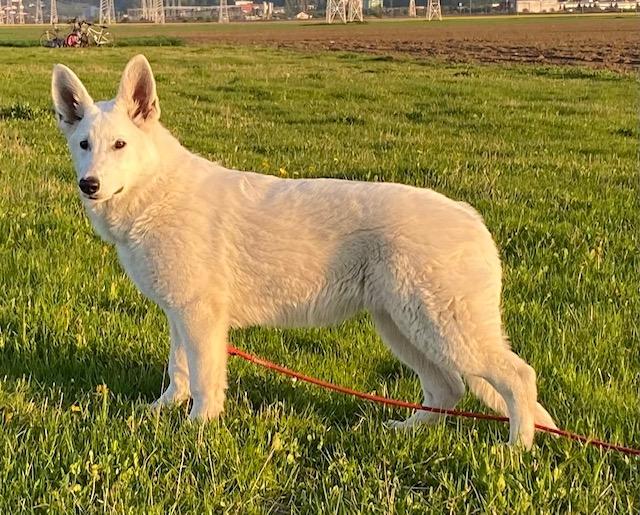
left=34, top=0, right=43, bottom=23
left=426, top=0, right=442, bottom=20
left=99, top=0, right=116, bottom=24
left=17, top=0, right=25, bottom=23
left=219, top=0, right=229, bottom=22
left=327, top=0, right=362, bottom=23
left=49, top=0, right=57, bottom=23
left=326, top=0, right=347, bottom=22
left=347, top=0, right=362, bottom=21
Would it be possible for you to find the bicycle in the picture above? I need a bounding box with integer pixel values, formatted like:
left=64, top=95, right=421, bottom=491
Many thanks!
left=82, top=22, right=115, bottom=47
left=40, top=19, right=84, bottom=48
left=39, top=25, right=65, bottom=48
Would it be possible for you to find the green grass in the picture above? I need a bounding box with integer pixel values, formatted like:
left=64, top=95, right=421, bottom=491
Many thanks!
left=0, top=39, right=638, bottom=512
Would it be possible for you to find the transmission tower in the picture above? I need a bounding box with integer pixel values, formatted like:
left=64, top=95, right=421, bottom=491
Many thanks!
left=326, top=0, right=362, bottom=23
left=408, top=0, right=416, bottom=16
left=99, top=0, right=108, bottom=23
left=99, top=0, right=115, bottom=24
left=5, top=0, right=14, bottom=23
left=49, top=0, right=57, bottom=23
left=218, top=0, right=229, bottom=22
left=325, top=0, right=347, bottom=22
left=170, top=0, right=181, bottom=18
left=16, top=0, right=24, bottom=22
left=426, top=0, right=441, bottom=20
left=34, top=0, right=43, bottom=23
left=149, top=0, right=164, bottom=22
left=262, top=1, right=273, bottom=18
left=347, top=0, right=362, bottom=21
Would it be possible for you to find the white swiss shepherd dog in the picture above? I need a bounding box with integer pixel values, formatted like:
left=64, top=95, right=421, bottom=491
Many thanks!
left=51, top=55, right=556, bottom=449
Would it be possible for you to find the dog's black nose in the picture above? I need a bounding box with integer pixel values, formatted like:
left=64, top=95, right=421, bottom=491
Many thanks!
left=79, top=177, right=100, bottom=195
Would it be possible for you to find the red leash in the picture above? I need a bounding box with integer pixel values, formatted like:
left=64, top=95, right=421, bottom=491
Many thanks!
left=228, top=345, right=640, bottom=457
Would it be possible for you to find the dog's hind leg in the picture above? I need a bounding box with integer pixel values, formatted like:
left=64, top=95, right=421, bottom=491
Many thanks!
left=373, top=310, right=465, bottom=429
left=471, top=350, right=537, bottom=448
left=386, top=294, right=538, bottom=449
left=466, top=376, right=557, bottom=430
left=152, top=315, right=191, bottom=409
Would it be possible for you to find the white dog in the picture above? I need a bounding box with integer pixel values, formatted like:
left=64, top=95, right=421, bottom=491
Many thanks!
left=51, top=55, right=556, bottom=449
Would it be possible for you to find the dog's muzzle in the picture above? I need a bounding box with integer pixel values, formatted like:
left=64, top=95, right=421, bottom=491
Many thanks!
left=79, top=177, right=100, bottom=196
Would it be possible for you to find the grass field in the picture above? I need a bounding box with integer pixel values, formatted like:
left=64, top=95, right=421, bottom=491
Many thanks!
left=0, top=20, right=639, bottom=512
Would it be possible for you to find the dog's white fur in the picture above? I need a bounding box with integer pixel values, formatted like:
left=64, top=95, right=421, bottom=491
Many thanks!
left=52, top=55, right=556, bottom=449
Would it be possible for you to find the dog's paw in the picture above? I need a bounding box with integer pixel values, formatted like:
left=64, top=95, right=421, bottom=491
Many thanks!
left=384, top=411, right=439, bottom=430
left=384, top=419, right=410, bottom=430
left=151, top=386, right=190, bottom=410
left=188, top=397, right=224, bottom=422
left=507, top=425, right=535, bottom=451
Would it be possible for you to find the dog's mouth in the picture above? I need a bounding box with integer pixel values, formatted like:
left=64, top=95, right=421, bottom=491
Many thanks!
left=83, top=186, right=124, bottom=202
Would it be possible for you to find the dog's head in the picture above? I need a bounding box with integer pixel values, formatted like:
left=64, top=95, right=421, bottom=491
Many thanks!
left=51, top=55, right=161, bottom=204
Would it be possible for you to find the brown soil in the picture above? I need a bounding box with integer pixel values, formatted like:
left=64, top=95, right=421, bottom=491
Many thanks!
left=181, top=17, right=640, bottom=71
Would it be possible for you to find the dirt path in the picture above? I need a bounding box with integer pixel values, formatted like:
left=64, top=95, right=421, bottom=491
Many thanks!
left=181, top=17, right=640, bottom=70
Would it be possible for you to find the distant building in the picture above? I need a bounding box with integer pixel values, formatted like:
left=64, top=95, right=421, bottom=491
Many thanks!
left=516, top=0, right=559, bottom=10
left=597, top=0, right=638, bottom=8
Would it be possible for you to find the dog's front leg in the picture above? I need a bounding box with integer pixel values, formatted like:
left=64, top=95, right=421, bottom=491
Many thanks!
left=176, top=303, right=229, bottom=422
left=152, top=315, right=191, bottom=409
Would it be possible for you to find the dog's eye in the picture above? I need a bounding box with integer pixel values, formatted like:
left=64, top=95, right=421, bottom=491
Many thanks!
left=114, top=140, right=126, bottom=150
left=79, top=140, right=89, bottom=150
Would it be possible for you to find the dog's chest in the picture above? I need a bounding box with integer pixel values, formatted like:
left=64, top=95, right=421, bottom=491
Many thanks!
left=115, top=242, right=168, bottom=307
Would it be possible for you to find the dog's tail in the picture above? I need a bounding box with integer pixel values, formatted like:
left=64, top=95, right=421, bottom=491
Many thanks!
left=467, top=376, right=558, bottom=430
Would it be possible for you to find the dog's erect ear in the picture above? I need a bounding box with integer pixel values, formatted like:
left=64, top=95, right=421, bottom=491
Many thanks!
left=116, top=54, right=160, bottom=126
left=51, top=64, right=93, bottom=134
